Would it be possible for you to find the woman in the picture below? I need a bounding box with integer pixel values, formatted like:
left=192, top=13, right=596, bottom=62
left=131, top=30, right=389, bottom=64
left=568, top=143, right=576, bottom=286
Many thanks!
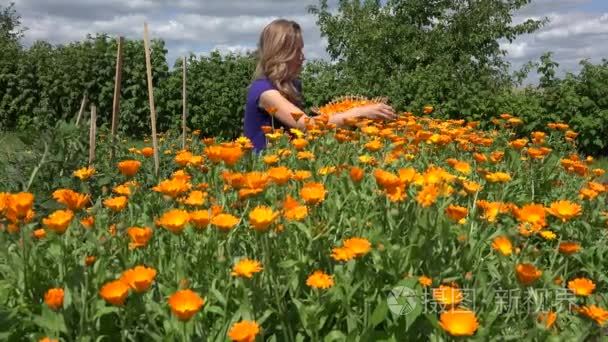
left=244, top=19, right=396, bottom=152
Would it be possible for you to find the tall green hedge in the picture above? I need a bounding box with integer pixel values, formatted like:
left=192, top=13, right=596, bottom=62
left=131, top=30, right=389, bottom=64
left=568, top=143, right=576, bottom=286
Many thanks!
left=1, top=35, right=607, bottom=155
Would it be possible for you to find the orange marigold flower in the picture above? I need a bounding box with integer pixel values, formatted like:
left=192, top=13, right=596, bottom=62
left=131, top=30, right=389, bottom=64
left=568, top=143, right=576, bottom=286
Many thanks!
left=99, top=280, right=130, bottom=306
left=85, top=255, right=96, bottom=266
left=80, top=216, right=94, bottom=229
left=42, top=210, right=74, bottom=235
left=579, top=188, right=599, bottom=200
left=282, top=195, right=308, bottom=221
left=248, top=206, right=279, bottom=231
left=168, top=289, right=205, bottom=321
left=445, top=205, right=468, bottom=223
left=140, top=147, right=154, bottom=157
left=568, top=277, right=595, bottom=297
left=5, top=192, right=34, bottom=221
left=152, top=178, right=192, bottom=198
left=189, top=210, right=211, bottom=229
left=491, top=236, right=512, bottom=256
left=263, top=154, right=279, bottom=165
left=44, top=288, right=64, bottom=310
left=231, top=259, right=263, bottom=279
left=291, top=138, right=308, bottom=150
left=228, top=320, right=261, bottom=342
left=433, top=285, right=463, bottom=306
left=121, top=265, right=157, bottom=293
left=52, top=189, right=90, bottom=211
left=485, top=172, right=511, bottom=183
left=127, top=227, right=153, bottom=249
left=416, top=184, right=439, bottom=208
left=306, top=270, right=334, bottom=289
left=578, top=305, right=608, bottom=326
left=182, top=190, right=207, bottom=207
left=514, top=203, right=547, bottom=228
left=39, top=337, right=59, bottom=342
left=103, top=196, right=128, bottom=212
left=211, top=213, right=240, bottom=231
left=537, top=311, right=557, bottom=329
left=300, top=182, right=326, bottom=205
left=156, top=209, right=190, bottom=234
left=292, top=170, right=312, bottom=181
left=558, top=241, right=580, bottom=255
left=419, top=275, right=432, bottom=287
left=547, top=200, right=582, bottom=222
left=343, top=237, right=372, bottom=256
left=439, top=308, right=479, bottom=336
left=297, top=151, right=315, bottom=161
left=461, top=180, right=482, bottom=194
left=331, top=246, right=356, bottom=262
left=516, top=263, right=542, bottom=286
left=349, top=167, right=364, bottom=182
left=117, top=160, right=141, bottom=177
left=268, top=166, right=292, bottom=185
left=73, top=166, right=95, bottom=180
left=33, top=228, right=46, bottom=239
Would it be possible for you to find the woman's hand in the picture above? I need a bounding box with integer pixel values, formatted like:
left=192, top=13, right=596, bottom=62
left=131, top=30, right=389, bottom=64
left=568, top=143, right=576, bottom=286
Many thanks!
left=356, top=103, right=396, bottom=120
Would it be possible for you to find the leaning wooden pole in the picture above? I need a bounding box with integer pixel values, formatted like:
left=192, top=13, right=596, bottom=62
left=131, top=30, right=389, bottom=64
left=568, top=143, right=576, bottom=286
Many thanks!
left=75, top=94, right=88, bottom=125
left=88, top=104, right=97, bottom=166
left=182, top=56, right=187, bottom=150
left=143, top=22, right=160, bottom=176
left=110, top=36, right=124, bottom=162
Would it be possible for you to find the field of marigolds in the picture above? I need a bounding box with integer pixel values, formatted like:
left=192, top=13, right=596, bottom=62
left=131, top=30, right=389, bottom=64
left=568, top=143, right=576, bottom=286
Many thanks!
left=1, top=100, right=608, bottom=341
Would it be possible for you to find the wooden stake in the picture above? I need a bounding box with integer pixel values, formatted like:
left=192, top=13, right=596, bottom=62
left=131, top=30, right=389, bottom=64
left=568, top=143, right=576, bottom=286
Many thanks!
left=143, top=22, right=160, bottom=176
left=88, top=104, right=97, bottom=166
left=110, top=36, right=124, bottom=161
left=75, top=94, right=88, bottom=125
left=182, top=56, right=187, bottom=150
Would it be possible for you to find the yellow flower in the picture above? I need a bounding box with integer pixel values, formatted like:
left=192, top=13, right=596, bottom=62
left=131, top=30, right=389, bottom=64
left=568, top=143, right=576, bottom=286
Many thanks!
left=73, top=166, right=95, bottom=180
left=491, top=236, right=512, bottom=256
left=485, top=172, right=511, bottom=183
left=547, top=200, right=582, bottom=222
left=155, top=209, right=190, bottom=234
left=432, top=285, right=463, bottom=306
left=568, top=277, right=595, bottom=296
left=231, top=259, right=263, bottom=279
left=306, top=270, right=334, bottom=289
left=248, top=206, right=279, bottom=231
left=439, top=308, right=479, bottom=336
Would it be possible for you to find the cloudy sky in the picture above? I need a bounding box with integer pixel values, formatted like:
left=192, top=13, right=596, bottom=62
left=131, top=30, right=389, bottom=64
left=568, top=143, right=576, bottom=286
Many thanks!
left=7, top=0, right=608, bottom=82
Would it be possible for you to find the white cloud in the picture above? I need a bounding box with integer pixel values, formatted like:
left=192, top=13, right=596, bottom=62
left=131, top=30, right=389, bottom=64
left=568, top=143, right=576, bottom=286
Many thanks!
left=10, top=0, right=608, bottom=82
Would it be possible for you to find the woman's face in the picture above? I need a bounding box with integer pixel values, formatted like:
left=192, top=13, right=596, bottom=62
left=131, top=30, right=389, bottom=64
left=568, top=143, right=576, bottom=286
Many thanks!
left=288, top=42, right=305, bottom=76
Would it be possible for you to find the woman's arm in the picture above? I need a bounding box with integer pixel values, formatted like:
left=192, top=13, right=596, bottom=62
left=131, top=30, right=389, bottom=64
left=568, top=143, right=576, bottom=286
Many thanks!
left=259, top=90, right=396, bottom=130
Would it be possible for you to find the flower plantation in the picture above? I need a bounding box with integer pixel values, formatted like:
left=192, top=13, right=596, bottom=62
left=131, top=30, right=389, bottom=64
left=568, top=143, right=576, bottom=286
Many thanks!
left=1, top=107, right=608, bottom=341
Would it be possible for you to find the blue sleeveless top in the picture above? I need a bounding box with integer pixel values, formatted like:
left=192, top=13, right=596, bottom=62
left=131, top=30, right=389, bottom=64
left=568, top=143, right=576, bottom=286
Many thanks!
left=243, top=78, right=302, bottom=152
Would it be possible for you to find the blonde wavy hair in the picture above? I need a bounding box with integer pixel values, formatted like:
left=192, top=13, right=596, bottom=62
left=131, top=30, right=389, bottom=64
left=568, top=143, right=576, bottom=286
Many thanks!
left=254, top=19, right=303, bottom=104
